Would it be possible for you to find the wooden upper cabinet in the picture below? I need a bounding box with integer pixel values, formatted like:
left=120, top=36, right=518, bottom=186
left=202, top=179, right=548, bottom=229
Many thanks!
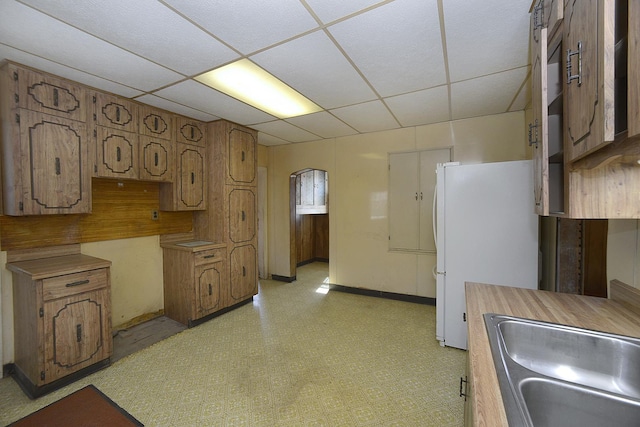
left=629, top=0, right=640, bottom=139
left=13, top=64, right=86, bottom=122
left=530, top=20, right=549, bottom=216
left=160, top=143, right=206, bottom=211
left=139, top=105, right=173, bottom=140
left=94, top=126, right=138, bottom=180
left=531, top=0, right=563, bottom=37
left=564, top=0, right=615, bottom=161
left=139, top=136, right=174, bottom=182
left=92, top=92, right=138, bottom=133
left=175, top=116, right=207, bottom=147
left=12, top=110, right=91, bottom=215
left=228, top=127, right=257, bottom=186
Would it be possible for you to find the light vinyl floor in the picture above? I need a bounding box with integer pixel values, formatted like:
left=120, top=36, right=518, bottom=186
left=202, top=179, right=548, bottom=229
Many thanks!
left=0, top=262, right=466, bottom=426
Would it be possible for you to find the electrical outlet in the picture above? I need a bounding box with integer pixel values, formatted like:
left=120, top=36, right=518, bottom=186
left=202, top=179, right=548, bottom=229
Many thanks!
left=151, top=210, right=159, bottom=220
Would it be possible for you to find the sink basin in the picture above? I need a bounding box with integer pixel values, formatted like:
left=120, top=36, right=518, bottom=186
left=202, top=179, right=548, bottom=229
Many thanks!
left=484, top=313, right=640, bottom=426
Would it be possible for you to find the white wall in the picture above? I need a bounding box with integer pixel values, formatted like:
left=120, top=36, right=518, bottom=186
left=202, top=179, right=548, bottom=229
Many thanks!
left=1, top=235, right=164, bottom=365
left=607, top=219, right=640, bottom=288
left=267, top=111, right=530, bottom=297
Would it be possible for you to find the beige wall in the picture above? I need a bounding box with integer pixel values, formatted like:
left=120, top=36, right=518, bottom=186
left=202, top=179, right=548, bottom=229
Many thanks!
left=1, top=235, right=164, bottom=365
left=267, top=111, right=530, bottom=297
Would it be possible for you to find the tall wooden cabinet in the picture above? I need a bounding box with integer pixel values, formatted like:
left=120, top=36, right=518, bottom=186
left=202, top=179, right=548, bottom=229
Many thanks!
left=7, top=251, right=112, bottom=398
left=0, top=63, right=91, bottom=215
left=194, top=120, right=258, bottom=307
left=529, top=0, right=640, bottom=218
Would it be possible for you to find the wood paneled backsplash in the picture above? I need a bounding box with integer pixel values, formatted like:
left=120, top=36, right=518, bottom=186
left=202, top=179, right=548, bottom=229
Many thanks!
left=0, top=178, right=193, bottom=250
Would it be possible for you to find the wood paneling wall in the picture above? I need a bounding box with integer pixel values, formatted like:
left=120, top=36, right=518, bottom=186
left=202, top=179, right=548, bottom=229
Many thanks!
left=296, top=213, right=329, bottom=265
left=0, top=178, right=193, bottom=250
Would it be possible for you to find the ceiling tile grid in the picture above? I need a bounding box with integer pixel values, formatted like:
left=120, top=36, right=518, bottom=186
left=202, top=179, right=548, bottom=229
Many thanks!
left=0, top=0, right=533, bottom=145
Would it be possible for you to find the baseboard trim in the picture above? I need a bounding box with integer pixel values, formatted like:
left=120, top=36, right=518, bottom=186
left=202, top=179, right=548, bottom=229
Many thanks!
left=297, top=258, right=329, bottom=267
left=271, top=275, right=296, bottom=283
left=188, top=297, right=254, bottom=328
left=331, top=285, right=436, bottom=305
left=3, top=363, right=15, bottom=378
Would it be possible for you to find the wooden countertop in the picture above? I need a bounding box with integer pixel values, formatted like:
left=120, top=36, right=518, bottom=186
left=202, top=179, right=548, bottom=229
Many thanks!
left=465, top=282, right=640, bottom=426
left=6, top=254, right=111, bottom=279
left=160, top=240, right=226, bottom=253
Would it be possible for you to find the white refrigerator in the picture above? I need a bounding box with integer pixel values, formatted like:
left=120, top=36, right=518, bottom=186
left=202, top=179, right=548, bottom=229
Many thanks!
left=435, top=161, right=539, bottom=350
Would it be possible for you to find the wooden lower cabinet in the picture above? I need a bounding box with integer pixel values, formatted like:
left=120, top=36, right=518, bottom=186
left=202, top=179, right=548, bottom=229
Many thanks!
left=162, top=243, right=227, bottom=327
left=7, top=254, right=112, bottom=398
left=229, top=244, right=257, bottom=304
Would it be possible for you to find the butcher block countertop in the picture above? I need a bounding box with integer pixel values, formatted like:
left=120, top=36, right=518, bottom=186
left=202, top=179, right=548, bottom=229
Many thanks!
left=465, top=281, right=640, bottom=426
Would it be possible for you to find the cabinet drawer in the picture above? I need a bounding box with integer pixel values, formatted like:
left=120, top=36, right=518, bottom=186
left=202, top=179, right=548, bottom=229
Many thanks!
left=194, top=249, right=224, bottom=266
left=43, top=269, right=108, bottom=301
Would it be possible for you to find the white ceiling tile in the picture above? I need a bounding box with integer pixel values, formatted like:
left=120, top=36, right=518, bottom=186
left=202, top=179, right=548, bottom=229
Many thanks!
left=18, top=0, right=239, bottom=76
left=385, top=86, right=450, bottom=127
left=331, top=101, right=399, bottom=133
left=153, top=80, right=275, bottom=125
left=444, top=0, right=531, bottom=82
left=0, top=44, right=143, bottom=98
left=450, top=67, right=529, bottom=120
left=286, top=112, right=358, bottom=139
left=134, top=94, right=219, bottom=122
left=328, top=0, right=445, bottom=97
left=257, top=133, right=291, bottom=146
left=251, top=31, right=376, bottom=109
left=0, top=1, right=182, bottom=91
left=305, top=0, right=387, bottom=24
left=251, top=120, right=320, bottom=143
left=162, top=0, right=318, bottom=54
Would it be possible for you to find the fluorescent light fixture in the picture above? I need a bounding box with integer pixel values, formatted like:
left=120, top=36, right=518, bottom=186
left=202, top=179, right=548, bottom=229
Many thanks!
left=195, top=59, right=322, bottom=119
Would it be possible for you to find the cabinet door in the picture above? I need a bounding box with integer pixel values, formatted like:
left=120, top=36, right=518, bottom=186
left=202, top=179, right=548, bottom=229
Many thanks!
left=139, top=136, right=174, bottom=182
left=227, top=127, right=256, bottom=185
left=531, top=0, right=563, bottom=37
left=43, top=289, right=111, bottom=383
left=15, top=65, right=86, bottom=122
left=94, top=126, right=138, bottom=179
left=175, top=116, right=206, bottom=147
left=388, top=152, right=419, bottom=250
left=630, top=0, right=640, bottom=139
left=229, top=244, right=257, bottom=302
left=565, top=0, right=615, bottom=160
left=139, top=106, right=172, bottom=140
left=197, top=263, right=222, bottom=315
left=531, top=17, right=549, bottom=216
left=175, top=143, right=206, bottom=210
left=228, top=188, right=256, bottom=244
left=92, top=92, right=137, bottom=133
left=18, top=110, right=90, bottom=215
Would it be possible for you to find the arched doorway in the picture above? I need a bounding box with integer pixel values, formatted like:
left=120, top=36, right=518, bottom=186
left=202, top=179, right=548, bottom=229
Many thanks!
left=289, top=169, right=329, bottom=279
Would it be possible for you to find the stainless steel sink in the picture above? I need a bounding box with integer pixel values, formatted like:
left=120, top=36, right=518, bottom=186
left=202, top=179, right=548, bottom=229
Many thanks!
left=484, top=313, right=640, bottom=426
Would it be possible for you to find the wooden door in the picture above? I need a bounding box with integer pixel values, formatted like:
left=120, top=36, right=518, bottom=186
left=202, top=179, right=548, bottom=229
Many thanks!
left=197, top=264, right=222, bottom=315
left=19, top=110, right=90, bottom=215
left=228, top=188, right=256, bottom=244
left=531, top=19, right=549, bottom=215
left=176, top=143, right=206, bottom=210
left=228, top=127, right=256, bottom=185
left=175, top=116, right=206, bottom=147
left=565, top=0, right=614, bottom=160
left=16, top=65, right=86, bottom=122
left=229, top=244, right=257, bottom=302
left=629, top=0, right=640, bottom=139
left=139, top=136, right=174, bottom=182
left=43, top=290, right=110, bottom=383
left=139, top=106, right=172, bottom=140
left=92, top=92, right=137, bottom=133
left=95, top=126, right=138, bottom=179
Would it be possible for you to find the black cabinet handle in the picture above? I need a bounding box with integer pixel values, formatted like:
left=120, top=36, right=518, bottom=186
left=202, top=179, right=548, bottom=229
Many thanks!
left=242, top=266, right=246, bottom=277
left=241, top=151, right=245, bottom=162
left=76, top=324, right=82, bottom=342
left=116, top=146, right=121, bottom=162
left=191, top=172, right=195, bottom=185
left=116, top=106, right=121, bottom=122
left=154, top=152, right=159, bottom=166
left=154, top=116, right=159, bottom=131
left=55, top=157, right=61, bottom=175
left=53, top=88, right=59, bottom=107
left=241, top=210, right=245, bottom=221
left=208, top=284, right=212, bottom=295
left=66, top=279, right=90, bottom=287
left=203, top=254, right=215, bottom=259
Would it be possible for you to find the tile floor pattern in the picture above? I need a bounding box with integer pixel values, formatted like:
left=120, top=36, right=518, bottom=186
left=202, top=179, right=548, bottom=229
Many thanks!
left=0, top=263, right=466, bottom=426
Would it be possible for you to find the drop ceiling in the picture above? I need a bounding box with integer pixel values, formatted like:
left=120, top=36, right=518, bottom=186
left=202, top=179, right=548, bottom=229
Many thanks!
left=0, top=0, right=532, bottom=146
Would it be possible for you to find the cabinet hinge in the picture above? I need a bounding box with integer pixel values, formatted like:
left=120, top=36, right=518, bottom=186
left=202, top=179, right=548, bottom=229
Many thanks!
left=533, top=1, right=544, bottom=31
left=94, top=129, right=97, bottom=138
left=19, top=202, right=24, bottom=211
left=14, top=94, right=19, bottom=104
left=39, top=307, right=43, bottom=317
left=93, top=95, right=96, bottom=103
left=15, top=113, right=20, bottom=124
left=13, top=71, right=18, bottom=81
left=463, top=312, right=466, bottom=322
left=40, top=371, right=45, bottom=381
